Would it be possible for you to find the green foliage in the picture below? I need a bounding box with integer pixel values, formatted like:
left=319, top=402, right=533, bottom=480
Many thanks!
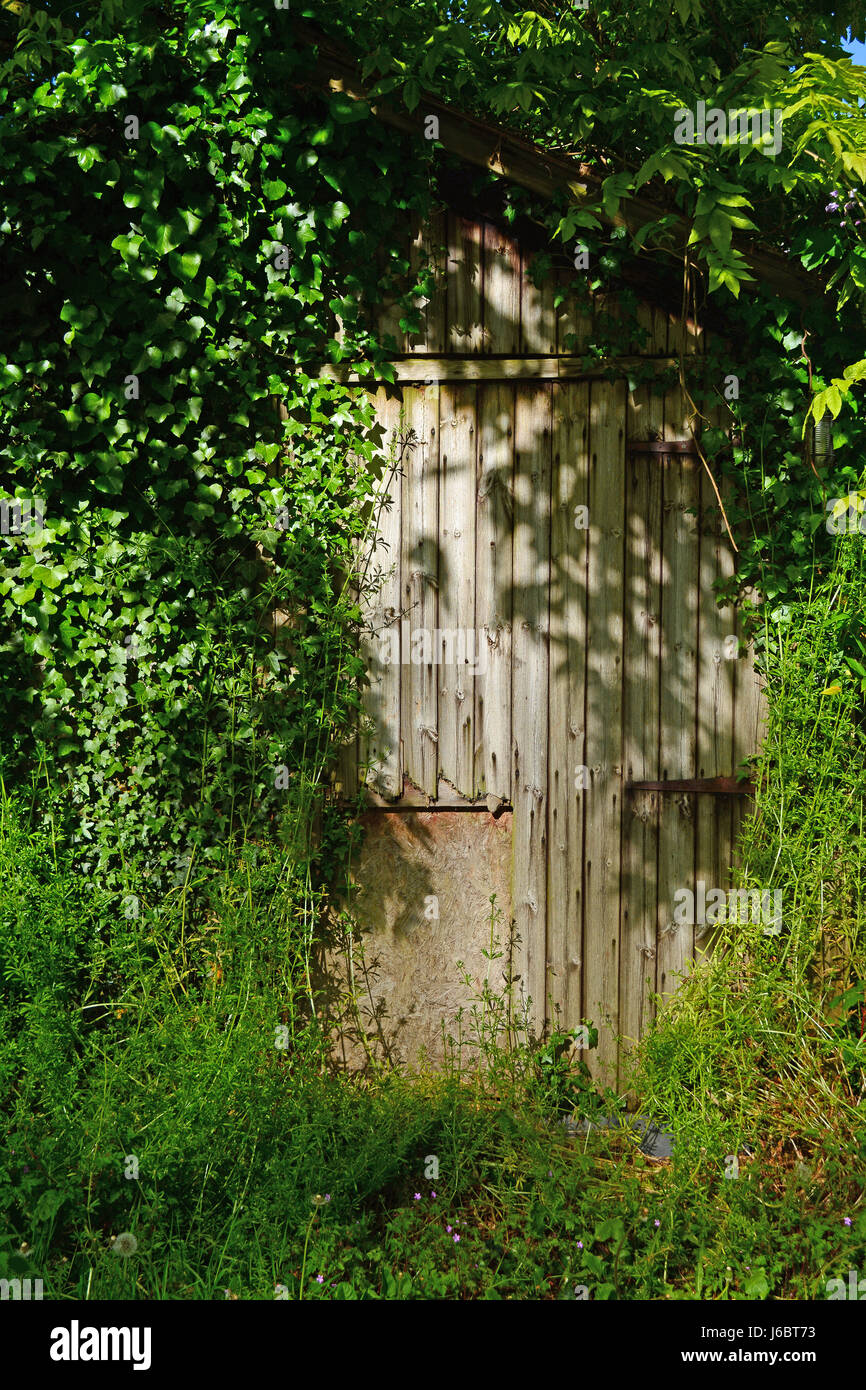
left=526, top=1024, right=611, bottom=1122
left=0, top=0, right=434, bottom=886
left=0, top=786, right=863, bottom=1301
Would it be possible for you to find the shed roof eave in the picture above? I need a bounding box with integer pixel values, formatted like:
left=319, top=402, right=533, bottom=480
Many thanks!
left=299, top=23, right=821, bottom=312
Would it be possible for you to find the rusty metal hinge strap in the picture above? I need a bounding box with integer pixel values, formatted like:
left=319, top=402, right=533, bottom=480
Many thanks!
left=626, top=439, right=700, bottom=457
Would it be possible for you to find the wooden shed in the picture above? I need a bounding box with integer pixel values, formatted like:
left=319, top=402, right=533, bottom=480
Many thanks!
left=314, top=50, right=772, bottom=1083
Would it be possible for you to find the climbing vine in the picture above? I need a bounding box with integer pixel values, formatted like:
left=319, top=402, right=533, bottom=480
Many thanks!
left=2, top=0, right=866, bottom=887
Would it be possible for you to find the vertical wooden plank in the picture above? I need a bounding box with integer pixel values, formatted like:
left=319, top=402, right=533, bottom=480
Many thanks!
left=438, top=383, right=477, bottom=797
left=511, top=384, right=552, bottom=1035
left=583, top=379, right=626, bottom=1083
left=407, top=209, right=447, bottom=355
left=447, top=213, right=483, bottom=353
left=547, top=379, right=590, bottom=1033
left=375, top=237, right=409, bottom=352
left=335, top=709, right=359, bottom=800
left=520, top=249, right=557, bottom=356
left=401, top=384, right=440, bottom=796
left=666, top=295, right=704, bottom=362
left=619, top=303, right=665, bottom=1068
left=556, top=267, right=593, bottom=355
left=482, top=221, right=520, bottom=354
left=475, top=383, right=514, bottom=802
left=655, top=371, right=700, bottom=1003
left=731, top=589, right=766, bottom=873
left=359, top=389, right=405, bottom=800
left=694, top=365, right=736, bottom=965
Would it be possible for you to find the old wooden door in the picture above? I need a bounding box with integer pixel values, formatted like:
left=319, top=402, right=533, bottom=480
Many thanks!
left=341, top=365, right=764, bottom=1083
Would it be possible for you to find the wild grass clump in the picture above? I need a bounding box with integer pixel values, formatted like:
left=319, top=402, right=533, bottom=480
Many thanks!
left=631, top=523, right=866, bottom=1190
left=2, top=780, right=864, bottom=1301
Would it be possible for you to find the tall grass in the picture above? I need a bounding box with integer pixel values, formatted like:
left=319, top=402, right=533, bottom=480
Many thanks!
left=633, top=523, right=866, bottom=1174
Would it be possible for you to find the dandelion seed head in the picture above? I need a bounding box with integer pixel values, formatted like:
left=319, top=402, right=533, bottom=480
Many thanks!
left=112, top=1232, right=138, bottom=1257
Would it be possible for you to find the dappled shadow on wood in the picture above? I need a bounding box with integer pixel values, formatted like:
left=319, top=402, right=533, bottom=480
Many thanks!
left=335, top=210, right=765, bottom=1083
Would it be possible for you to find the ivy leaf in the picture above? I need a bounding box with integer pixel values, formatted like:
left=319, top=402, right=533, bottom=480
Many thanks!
left=324, top=201, right=350, bottom=229
left=168, top=250, right=202, bottom=280
left=76, top=146, right=102, bottom=171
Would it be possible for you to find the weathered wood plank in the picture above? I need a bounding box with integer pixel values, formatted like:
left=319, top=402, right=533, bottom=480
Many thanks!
left=547, top=380, right=590, bottom=1033
left=474, top=382, right=514, bottom=802
left=316, top=355, right=678, bottom=383
left=482, top=221, right=521, bottom=354
left=520, top=249, right=557, bottom=356
left=511, top=384, right=552, bottom=1036
left=583, top=379, right=626, bottom=1083
left=358, top=389, right=405, bottom=799
left=731, top=587, right=766, bottom=881
left=620, top=303, right=665, bottom=1070
left=694, top=375, right=737, bottom=966
left=407, top=209, right=447, bottom=355
left=363, top=776, right=509, bottom=810
left=556, top=267, right=594, bottom=356
left=438, top=383, right=478, bottom=797
left=374, top=237, right=409, bottom=352
left=655, top=377, right=700, bottom=1003
left=447, top=213, right=484, bottom=354
left=401, top=384, right=440, bottom=796
left=666, top=297, right=704, bottom=361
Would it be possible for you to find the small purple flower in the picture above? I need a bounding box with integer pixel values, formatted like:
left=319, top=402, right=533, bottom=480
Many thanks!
left=446, top=1225, right=452, bottom=1233
left=316, top=1274, right=324, bottom=1283
left=577, top=1241, right=583, bottom=1249
left=430, top=1191, right=436, bottom=1199
left=826, top=202, right=840, bottom=213
left=654, top=1219, right=660, bottom=1227
left=414, top=1193, right=421, bottom=1201
left=844, top=1217, right=852, bottom=1227
left=453, top=1234, right=460, bottom=1243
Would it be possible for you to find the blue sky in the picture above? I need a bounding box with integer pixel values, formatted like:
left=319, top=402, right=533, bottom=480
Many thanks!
left=843, top=33, right=866, bottom=66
